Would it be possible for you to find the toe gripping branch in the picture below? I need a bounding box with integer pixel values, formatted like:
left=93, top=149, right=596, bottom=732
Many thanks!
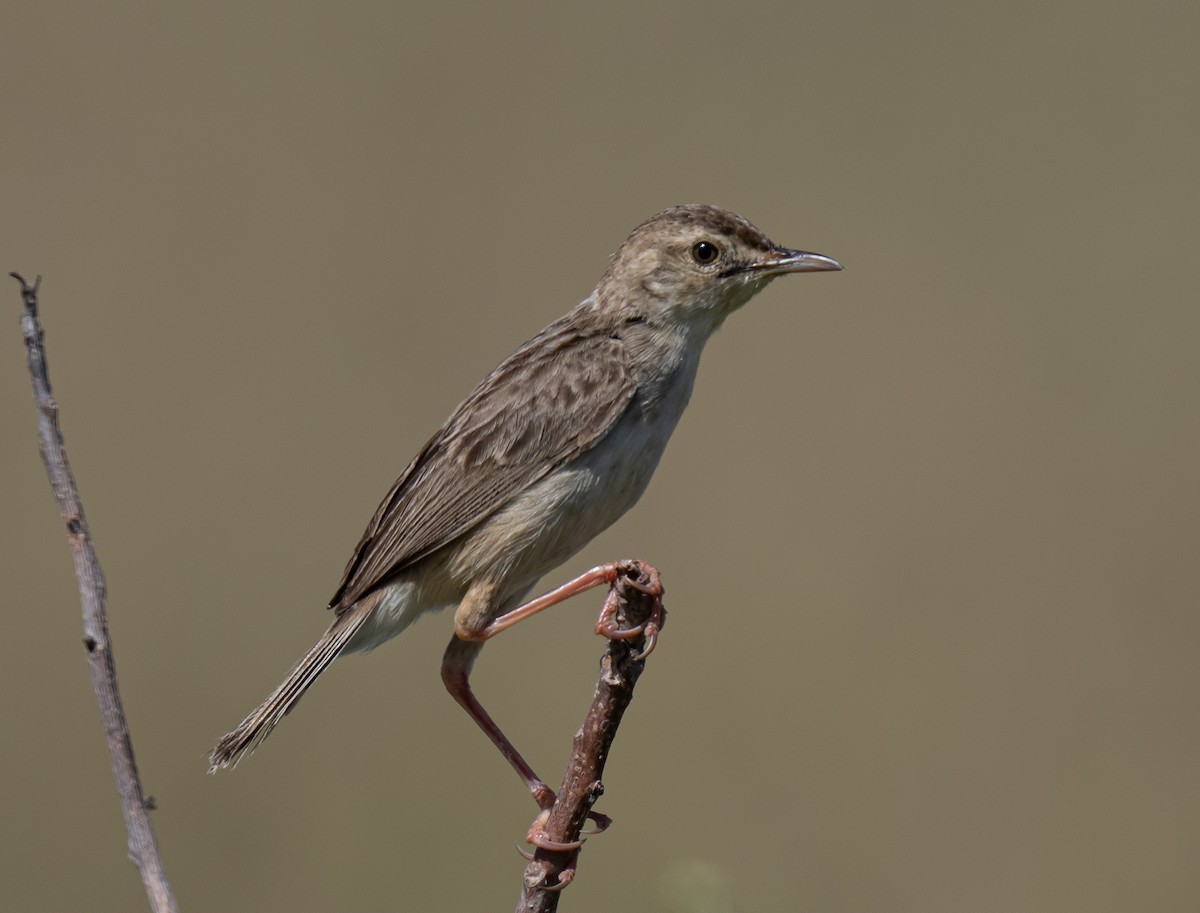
left=595, top=560, right=666, bottom=660
left=516, top=560, right=665, bottom=905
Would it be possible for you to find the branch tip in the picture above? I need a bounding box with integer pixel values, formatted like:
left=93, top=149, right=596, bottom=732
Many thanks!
left=10, top=271, right=41, bottom=293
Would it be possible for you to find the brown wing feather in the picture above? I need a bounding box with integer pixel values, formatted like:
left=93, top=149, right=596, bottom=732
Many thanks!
left=329, top=319, right=636, bottom=611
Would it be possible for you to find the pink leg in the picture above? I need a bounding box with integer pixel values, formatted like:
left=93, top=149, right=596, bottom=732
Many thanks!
left=478, top=561, right=634, bottom=639
left=442, top=637, right=599, bottom=851
left=441, top=561, right=659, bottom=850
left=441, top=638, right=554, bottom=803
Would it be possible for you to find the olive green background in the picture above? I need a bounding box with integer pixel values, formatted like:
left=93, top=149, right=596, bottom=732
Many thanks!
left=2, top=3, right=1197, bottom=911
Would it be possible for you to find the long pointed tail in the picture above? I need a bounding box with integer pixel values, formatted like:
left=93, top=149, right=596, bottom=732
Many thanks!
left=209, top=603, right=373, bottom=772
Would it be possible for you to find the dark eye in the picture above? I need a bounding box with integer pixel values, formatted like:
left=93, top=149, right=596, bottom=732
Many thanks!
left=691, top=240, right=720, bottom=265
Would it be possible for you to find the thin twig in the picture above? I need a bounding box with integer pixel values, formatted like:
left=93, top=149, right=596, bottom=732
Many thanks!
left=12, top=273, right=179, bottom=913
left=514, top=560, right=664, bottom=912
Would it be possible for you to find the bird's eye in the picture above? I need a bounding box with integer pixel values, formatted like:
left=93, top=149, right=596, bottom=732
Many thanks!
left=691, top=241, right=720, bottom=265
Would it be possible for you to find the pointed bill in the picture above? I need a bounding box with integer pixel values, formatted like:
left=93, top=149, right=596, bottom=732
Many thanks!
left=749, top=247, right=842, bottom=276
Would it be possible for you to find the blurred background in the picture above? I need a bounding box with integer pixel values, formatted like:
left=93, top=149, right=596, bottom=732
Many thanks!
left=2, top=2, right=1197, bottom=911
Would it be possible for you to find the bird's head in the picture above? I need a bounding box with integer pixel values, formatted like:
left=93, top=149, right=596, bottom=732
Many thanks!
left=596, top=204, right=841, bottom=334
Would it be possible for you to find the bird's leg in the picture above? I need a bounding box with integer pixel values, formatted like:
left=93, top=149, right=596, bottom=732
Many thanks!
left=442, top=560, right=662, bottom=850
left=441, top=637, right=597, bottom=851
left=440, top=637, right=553, bottom=804
left=480, top=559, right=663, bottom=645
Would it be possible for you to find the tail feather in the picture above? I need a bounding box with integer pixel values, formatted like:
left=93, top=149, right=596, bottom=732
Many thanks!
left=209, top=603, right=373, bottom=772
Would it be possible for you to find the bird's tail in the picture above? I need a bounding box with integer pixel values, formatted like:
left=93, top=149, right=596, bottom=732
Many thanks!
left=209, top=602, right=373, bottom=772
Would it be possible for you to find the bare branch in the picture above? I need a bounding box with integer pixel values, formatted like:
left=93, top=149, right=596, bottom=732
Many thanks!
left=13, top=273, right=179, bottom=913
left=514, top=560, right=664, bottom=911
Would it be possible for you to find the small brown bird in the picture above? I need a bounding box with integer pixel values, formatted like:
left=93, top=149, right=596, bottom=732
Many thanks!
left=210, top=204, right=839, bottom=836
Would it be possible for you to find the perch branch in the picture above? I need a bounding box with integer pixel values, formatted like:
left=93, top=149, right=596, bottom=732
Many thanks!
left=514, top=560, right=664, bottom=912
left=12, top=273, right=179, bottom=913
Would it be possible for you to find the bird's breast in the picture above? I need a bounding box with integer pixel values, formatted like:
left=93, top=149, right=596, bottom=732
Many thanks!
left=445, top=346, right=702, bottom=594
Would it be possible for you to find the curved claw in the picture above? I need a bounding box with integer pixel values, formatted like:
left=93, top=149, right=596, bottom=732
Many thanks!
left=526, top=808, right=585, bottom=851
left=520, top=842, right=581, bottom=893
left=538, top=866, right=577, bottom=892
left=581, top=810, right=612, bottom=836
left=621, top=575, right=659, bottom=596
left=525, top=803, right=612, bottom=854
left=633, top=621, right=660, bottom=660
left=597, top=618, right=647, bottom=640
left=528, top=831, right=586, bottom=852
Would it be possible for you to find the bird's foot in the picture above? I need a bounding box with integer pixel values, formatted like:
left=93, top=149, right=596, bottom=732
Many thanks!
left=595, top=564, right=666, bottom=659
left=526, top=808, right=584, bottom=852
left=525, top=782, right=612, bottom=850
left=517, top=842, right=582, bottom=892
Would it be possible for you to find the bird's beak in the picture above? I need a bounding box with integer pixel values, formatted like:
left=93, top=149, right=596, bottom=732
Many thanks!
left=748, top=247, right=842, bottom=276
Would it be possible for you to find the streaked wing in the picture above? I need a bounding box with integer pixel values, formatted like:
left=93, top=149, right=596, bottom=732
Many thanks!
left=329, top=323, right=636, bottom=610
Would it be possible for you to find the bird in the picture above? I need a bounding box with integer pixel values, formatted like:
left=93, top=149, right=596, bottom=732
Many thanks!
left=209, top=204, right=840, bottom=838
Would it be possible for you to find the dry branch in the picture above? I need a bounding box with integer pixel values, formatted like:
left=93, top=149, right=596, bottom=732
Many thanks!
left=514, top=560, right=663, bottom=912
left=13, top=273, right=179, bottom=913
